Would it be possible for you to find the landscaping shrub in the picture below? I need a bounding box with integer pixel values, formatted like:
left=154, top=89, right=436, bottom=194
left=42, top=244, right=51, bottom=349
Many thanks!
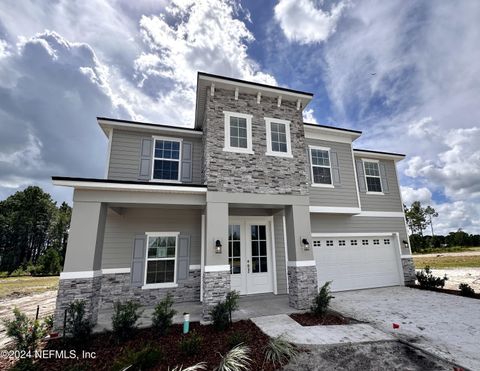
left=112, top=300, right=141, bottom=340
left=179, top=331, right=203, bottom=356
left=263, top=335, right=298, bottom=368
left=33, top=248, right=62, bottom=275
left=227, top=331, right=250, bottom=349
left=311, top=281, right=334, bottom=316
left=152, top=293, right=177, bottom=336
left=65, top=300, right=92, bottom=342
left=225, top=290, right=240, bottom=325
left=215, top=344, right=251, bottom=371
left=210, top=301, right=230, bottom=331
left=112, top=344, right=163, bottom=371
left=44, top=314, right=54, bottom=332
left=416, top=266, right=448, bottom=289
left=3, top=307, right=46, bottom=353
left=459, top=283, right=476, bottom=297
left=9, top=263, right=35, bottom=277
left=169, top=363, right=207, bottom=371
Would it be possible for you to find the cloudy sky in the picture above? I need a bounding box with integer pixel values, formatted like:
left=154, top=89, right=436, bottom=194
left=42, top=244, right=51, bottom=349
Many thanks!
left=0, top=0, right=479, bottom=234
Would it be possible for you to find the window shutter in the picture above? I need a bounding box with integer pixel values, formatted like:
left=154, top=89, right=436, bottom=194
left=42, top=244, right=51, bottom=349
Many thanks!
left=379, top=163, right=390, bottom=193
left=330, top=150, right=341, bottom=186
left=131, top=234, right=146, bottom=287
left=181, top=142, right=193, bottom=183
left=356, top=159, right=367, bottom=192
left=139, top=138, right=153, bottom=180
left=177, top=235, right=191, bottom=281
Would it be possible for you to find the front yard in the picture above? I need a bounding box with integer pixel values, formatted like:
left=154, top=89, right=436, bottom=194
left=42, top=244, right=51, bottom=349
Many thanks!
left=413, top=254, right=480, bottom=268
left=0, top=276, right=59, bottom=299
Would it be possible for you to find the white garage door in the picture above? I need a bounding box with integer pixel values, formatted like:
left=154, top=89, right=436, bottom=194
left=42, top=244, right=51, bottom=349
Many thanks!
left=312, top=235, right=402, bottom=292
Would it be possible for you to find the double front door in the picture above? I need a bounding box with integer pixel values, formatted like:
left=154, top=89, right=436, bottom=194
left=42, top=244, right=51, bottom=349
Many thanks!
left=228, top=217, right=273, bottom=295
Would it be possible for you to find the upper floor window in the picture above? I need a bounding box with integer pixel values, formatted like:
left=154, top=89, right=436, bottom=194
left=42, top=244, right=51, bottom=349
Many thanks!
left=265, top=117, right=292, bottom=158
left=363, top=160, right=382, bottom=193
left=152, top=137, right=182, bottom=181
left=223, top=111, right=253, bottom=154
left=309, top=146, right=333, bottom=187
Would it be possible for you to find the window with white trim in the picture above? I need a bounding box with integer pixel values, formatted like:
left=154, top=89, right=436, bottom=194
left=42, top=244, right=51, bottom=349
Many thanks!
left=152, top=138, right=182, bottom=181
left=309, top=146, right=332, bottom=185
left=145, top=233, right=178, bottom=285
left=223, top=111, right=253, bottom=154
left=265, top=117, right=292, bottom=157
left=351, top=239, right=358, bottom=246
left=363, top=160, right=382, bottom=192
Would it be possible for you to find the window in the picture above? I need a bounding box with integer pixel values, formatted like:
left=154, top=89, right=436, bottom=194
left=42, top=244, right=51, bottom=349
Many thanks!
left=339, top=240, right=346, bottom=246
left=351, top=240, right=358, bottom=246
left=145, top=233, right=178, bottom=286
left=223, top=111, right=253, bottom=154
left=384, top=239, right=390, bottom=245
left=373, top=239, right=380, bottom=245
left=313, top=240, right=321, bottom=247
left=251, top=225, right=268, bottom=273
left=309, top=146, right=333, bottom=186
left=265, top=118, right=292, bottom=157
left=152, top=138, right=182, bottom=181
left=363, top=160, right=383, bottom=193
left=228, top=225, right=241, bottom=274
left=362, top=239, right=369, bottom=245
left=326, top=240, right=334, bottom=247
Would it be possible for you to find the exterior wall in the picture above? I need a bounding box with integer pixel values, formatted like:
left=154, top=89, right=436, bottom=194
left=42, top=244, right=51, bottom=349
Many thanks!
left=273, top=214, right=288, bottom=294
left=355, top=156, right=403, bottom=212
left=203, top=88, right=309, bottom=195
left=102, top=207, right=202, bottom=269
left=306, top=139, right=359, bottom=208
left=108, top=128, right=203, bottom=184
left=288, top=265, right=318, bottom=309
left=310, top=214, right=410, bottom=255
left=202, top=270, right=231, bottom=321
left=401, top=257, right=416, bottom=285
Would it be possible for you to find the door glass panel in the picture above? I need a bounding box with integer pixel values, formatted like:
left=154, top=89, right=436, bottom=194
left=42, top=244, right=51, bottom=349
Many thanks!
left=251, top=225, right=267, bottom=273
left=228, top=225, right=241, bottom=274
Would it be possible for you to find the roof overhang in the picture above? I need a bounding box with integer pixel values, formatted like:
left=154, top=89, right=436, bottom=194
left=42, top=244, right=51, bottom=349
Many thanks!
left=353, top=149, right=406, bottom=161
left=304, top=124, right=362, bottom=143
left=97, top=117, right=202, bottom=138
left=195, top=72, right=314, bottom=129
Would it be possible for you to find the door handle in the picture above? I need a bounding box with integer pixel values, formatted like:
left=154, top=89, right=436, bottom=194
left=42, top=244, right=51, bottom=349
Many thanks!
left=247, top=259, right=250, bottom=273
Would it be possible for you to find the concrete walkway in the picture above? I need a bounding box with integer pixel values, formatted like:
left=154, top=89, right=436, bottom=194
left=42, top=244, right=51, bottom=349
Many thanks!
left=331, top=286, right=480, bottom=371
left=251, top=314, right=393, bottom=345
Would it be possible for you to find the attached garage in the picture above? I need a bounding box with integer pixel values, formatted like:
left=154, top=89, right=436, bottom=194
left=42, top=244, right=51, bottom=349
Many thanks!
left=312, top=233, right=403, bottom=292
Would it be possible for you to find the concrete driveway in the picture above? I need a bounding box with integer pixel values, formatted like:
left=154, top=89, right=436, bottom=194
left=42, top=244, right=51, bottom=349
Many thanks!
left=331, top=286, right=480, bottom=371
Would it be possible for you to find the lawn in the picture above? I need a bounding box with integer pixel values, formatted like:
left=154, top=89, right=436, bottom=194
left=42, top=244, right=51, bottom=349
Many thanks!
left=413, top=255, right=480, bottom=269
left=0, top=276, right=59, bottom=299
left=413, top=246, right=480, bottom=254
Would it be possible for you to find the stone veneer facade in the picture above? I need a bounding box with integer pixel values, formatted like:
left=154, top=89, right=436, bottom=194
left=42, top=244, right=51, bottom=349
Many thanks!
left=202, top=270, right=231, bottom=321
left=401, top=257, right=416, bottom=285
left=202, top=88, right=310, bottom=195
left=287, top=265, right=318, bottom=309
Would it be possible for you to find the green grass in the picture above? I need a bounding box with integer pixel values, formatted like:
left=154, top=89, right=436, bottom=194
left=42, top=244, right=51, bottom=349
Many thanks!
left=414, top=255, right=480, bottom=269
left=0, top=276, right=59, bottom=299
left=413, top=246, right=480, bottom=255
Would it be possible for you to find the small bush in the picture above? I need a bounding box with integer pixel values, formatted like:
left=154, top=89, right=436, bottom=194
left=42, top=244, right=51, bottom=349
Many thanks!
left=210, top=301, right=230, bottom=331
left=44, top=314, right=54, bottom=332
left=416, top=266, right=448, bottom=289
left=3, top=307, right=46, bottom=353
left=215, top=344, right=251, bottom=371
left=65, top=300, right=92, bottom=342
left=112, top=300, right=141, bottom=340
left=225, top=290, right=240, bottom=325
left=179, top=331, right=203, bottom=355
left=152, top=294, right=177, bottom=336
left=263, top=335, right=298, bottom=368
left=9, top=263, right=35, bottom=277
left=459, top=283, right=475, bottom=297
left=227, top=331, right=250, bottom=349
left=169, top=363, right=207, bottom=371
left=311, top=281, right=334, bottom=316
left=112, top=344, right=163, bottom=371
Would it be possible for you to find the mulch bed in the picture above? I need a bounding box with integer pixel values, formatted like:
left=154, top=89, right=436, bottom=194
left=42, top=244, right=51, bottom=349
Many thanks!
left=407, top=284, right=480, bottom=300
left=0, top=320, right=280, bottom=371
left=290, top=311, right=351, bottom=326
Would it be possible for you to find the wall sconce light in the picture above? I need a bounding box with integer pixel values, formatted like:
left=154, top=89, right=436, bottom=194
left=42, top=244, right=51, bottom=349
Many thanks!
left=302, top=238, right=310, bottom=251
left=215, top=239, right=222, bottom=254
left=402, top=240, right=409, bottom=249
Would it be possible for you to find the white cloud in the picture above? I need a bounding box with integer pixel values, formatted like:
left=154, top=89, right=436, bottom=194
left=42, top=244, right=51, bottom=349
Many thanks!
left=401, top=186, right=432, bottom=206
left=274, top=0, right=347, bottom=44
left=407, top=117, right=437, bottom=138
left=303, top=108, right=320, bottom=125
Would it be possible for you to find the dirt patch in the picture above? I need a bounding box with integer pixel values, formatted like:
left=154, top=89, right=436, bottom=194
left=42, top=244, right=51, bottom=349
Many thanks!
left=290, top=311, right=352, bottom=326
left=284, top=341, right=460, bottom=371
left=1, top=320, right=284, bottom=371
left=407, top=284, right=480, bottom=300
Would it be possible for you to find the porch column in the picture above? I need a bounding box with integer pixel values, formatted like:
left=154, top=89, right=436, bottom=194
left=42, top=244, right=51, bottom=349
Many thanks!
left=202, top=201, right=230, bottom=320
left=284, top=204, right=318, bottom=310
left=54, top=198, right=107, bottom=329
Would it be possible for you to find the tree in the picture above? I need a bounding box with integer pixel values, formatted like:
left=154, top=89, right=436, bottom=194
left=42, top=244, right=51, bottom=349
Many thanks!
left=424, top=206, right=439, bottom=237
left=49, top=202, right=72, bottom=262
left=404, top=201, right=428, bottom=236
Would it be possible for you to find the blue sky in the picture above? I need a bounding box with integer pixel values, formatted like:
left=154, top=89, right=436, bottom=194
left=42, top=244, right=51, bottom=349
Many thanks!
left=0, top=0, right=479, bottom=234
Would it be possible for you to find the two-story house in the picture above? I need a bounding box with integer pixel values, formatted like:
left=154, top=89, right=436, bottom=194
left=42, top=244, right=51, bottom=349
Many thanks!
left=52, top=72, right=415, bottom=326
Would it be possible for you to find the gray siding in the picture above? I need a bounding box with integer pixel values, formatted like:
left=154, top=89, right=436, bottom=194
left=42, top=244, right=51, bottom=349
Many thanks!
left=102, top=208, right=202, bottom=269
left=108, top=129, right=203, bottom=183
left=306, top=139, right=359, bottom=208
left=310, top=214, right=410, bottom=255
left=274, top=214, right=288, bottom=294
left=355, top=156, right=403, bottom=212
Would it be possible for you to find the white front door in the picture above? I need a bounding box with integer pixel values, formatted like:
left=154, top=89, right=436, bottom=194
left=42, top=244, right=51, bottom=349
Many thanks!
left=228, top=217, right=274, bottom=295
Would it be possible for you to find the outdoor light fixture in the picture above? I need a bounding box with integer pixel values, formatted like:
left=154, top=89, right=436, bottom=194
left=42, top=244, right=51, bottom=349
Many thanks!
left=402, top=240, right=409, bottom=249
left=215, top=239, right=222, bottom=254
left=302, top=238, right=310, bottom=251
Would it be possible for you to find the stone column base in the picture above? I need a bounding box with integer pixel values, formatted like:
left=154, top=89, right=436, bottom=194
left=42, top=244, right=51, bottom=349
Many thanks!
left=288, top=265, right=318, bottom=310
left=202, top=270, right=231, bottom=321
left=53, top=275, right=102, bottom=330
left=401, top=257, right=416, bottom=285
